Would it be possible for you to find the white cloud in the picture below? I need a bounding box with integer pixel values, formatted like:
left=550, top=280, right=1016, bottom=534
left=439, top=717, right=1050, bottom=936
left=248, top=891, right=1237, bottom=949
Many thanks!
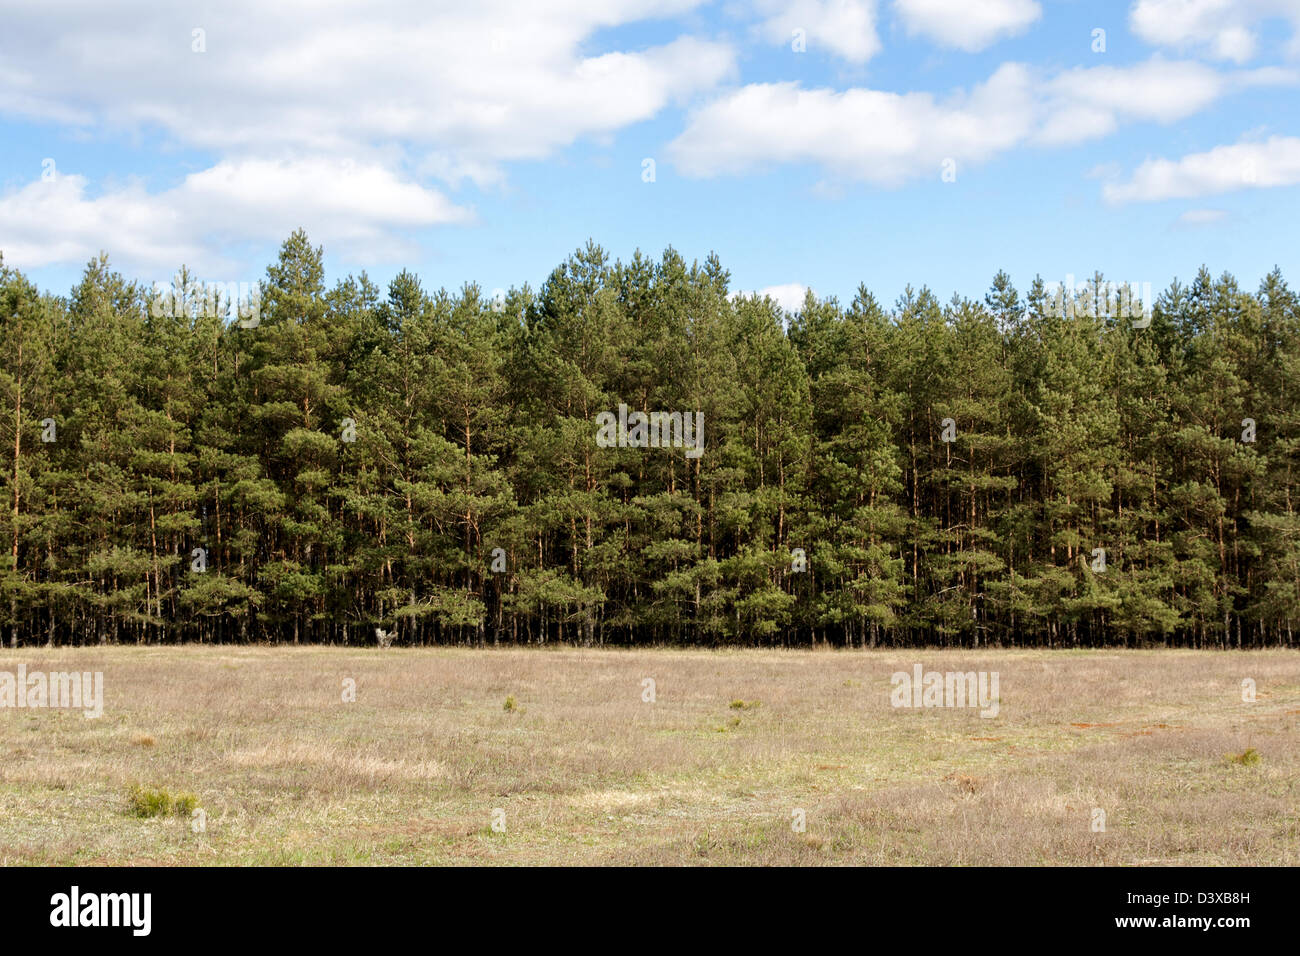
left=755, top=0, right=882, bottom=63
left=752, top=0, right=1040, bottom=59
left=0, top=2, right=732, bottom=172
left=736, top=283, right=816, bottom=312
left=0, top=159, right=471, bottom=273
left=1103, top=136, right=1300, bottom=203
left=0, top=175, right=199, bottom=273
left=1129, top=0, right=1300, bottom=63
left=894, top=0, right=1041, bottom=52
left=184, top=159, right=471, bottom=234
left=1034, top=58, right=1289, bottom=145
left=0, top=0, right=735, bottom=269
left=668, top=56, right=1288, bottom=185
left=668, top=62, right=1035, bottom=184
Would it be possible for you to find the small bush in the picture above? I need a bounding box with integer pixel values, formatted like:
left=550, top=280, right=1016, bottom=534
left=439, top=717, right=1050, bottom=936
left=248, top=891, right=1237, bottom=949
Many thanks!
left=1227, top=747, right=1260, bottom=766
left=172, top=792, right=199, bottom=815
left=729, top=699, right=759, bottom=710
left=503, top=695, right=518, bottom=712
left=128, top=784, right=199, bottom=818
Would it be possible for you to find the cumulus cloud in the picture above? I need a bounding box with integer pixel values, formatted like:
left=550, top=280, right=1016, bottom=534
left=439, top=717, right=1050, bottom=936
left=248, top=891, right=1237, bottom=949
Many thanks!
left=0, top=0, right=735, bottom=270
left=0, top=1, right=733, bottom=167
left=1103, top=136, right=1300, bottom=203
left=668, top=56, right=1294, bottom=185
left=0, top=159, right=471, bottom=273
left=1129, top=0, right=1300, bottom=63
left=755, top=0, right=882, bottom=63
left=735, top=283, right=816, bottom=313
left=894, top=0, right=1041, bottom=52
left=668, top=62, right=1035, bottom=184
left=1035, top=58, right=1290, bottom=145
left=752, top=0, right=1042, bottom=60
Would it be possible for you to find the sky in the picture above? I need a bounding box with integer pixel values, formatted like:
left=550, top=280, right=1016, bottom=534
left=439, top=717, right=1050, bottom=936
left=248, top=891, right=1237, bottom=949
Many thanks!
left=2, top=0, right=1300, bottom=312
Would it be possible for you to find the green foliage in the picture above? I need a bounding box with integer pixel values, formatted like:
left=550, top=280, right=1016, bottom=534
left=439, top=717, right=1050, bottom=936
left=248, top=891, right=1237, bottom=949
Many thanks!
left=0, top=239, right=1297, bottom=647
left=1226, top=748, right=1260, bottom=766
left=127, top=784, right=199, bottom=818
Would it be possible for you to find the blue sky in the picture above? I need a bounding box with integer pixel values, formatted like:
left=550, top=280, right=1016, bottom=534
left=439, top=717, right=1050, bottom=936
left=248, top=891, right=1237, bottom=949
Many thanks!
left=2, top=0, right=1299, bottom=311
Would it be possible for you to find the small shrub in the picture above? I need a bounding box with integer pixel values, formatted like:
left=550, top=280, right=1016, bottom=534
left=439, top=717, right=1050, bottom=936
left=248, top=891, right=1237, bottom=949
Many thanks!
left=172, top=792, right=199, bottom=815
left=729, top=699, right=759, bottom=710
left=1227, top=747, right=1260, bottom=766
left=128, top=785, right=170, bottom=817
left=128, top=784, right=199, bottom=818
left=503, top=695, right=518, bottom=712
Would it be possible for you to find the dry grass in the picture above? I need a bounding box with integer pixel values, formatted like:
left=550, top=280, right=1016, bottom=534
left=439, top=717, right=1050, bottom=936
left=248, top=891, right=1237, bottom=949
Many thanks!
left=0, top=646, right=1296, bottom=865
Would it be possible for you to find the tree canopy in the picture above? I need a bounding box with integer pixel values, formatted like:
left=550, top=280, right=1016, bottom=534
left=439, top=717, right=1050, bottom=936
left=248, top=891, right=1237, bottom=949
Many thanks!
left=1, top=236, right=1296, bottom=648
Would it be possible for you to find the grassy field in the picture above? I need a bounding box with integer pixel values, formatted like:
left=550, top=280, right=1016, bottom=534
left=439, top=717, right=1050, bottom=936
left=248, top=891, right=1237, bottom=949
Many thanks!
left=1, top=646, right=1297, bottom=866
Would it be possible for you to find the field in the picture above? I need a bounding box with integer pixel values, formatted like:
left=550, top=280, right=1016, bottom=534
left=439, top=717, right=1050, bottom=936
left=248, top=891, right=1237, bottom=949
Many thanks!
left=1, top=646, right=1297, bottom=866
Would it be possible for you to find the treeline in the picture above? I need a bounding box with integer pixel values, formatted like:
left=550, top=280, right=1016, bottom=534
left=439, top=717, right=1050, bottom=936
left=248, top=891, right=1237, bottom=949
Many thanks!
left=1, top=232, right=1298, bottom=648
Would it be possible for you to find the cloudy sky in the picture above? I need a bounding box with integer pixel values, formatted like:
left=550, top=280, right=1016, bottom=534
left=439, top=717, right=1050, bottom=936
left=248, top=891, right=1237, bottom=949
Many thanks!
left=2, top=0, right=1299, bottom=309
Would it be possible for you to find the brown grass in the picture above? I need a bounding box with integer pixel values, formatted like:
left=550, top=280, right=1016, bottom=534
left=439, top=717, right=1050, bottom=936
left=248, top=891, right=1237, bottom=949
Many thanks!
left=0, top=646, right=1296, bottom=865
